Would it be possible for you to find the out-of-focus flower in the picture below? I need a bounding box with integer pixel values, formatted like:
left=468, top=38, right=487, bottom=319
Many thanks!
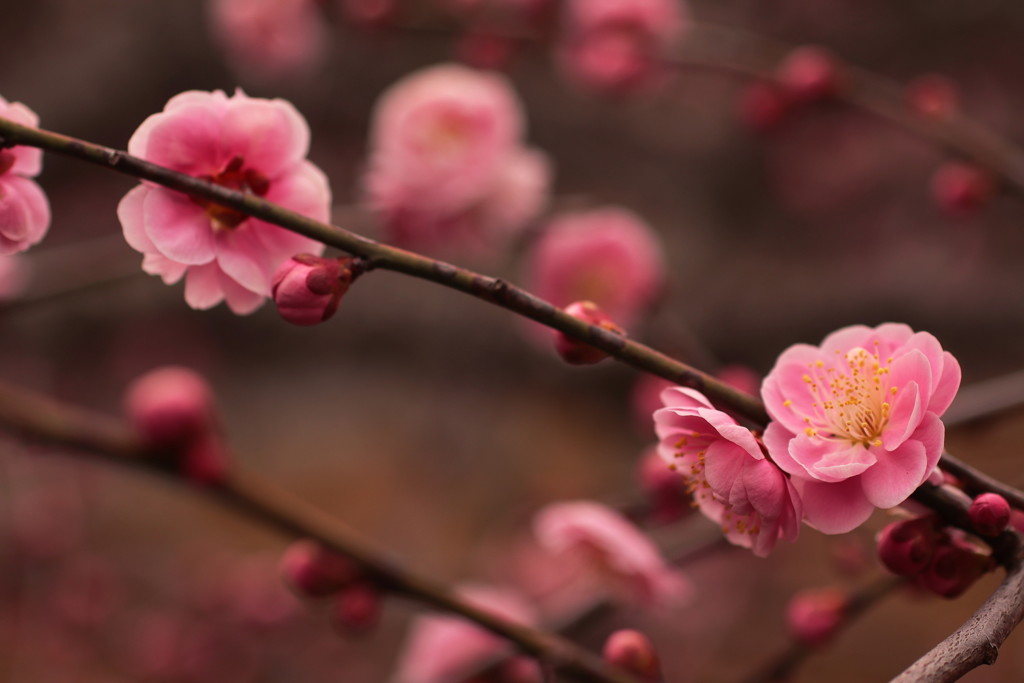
left=391, top=584, right=536, bottom=683
left=364, top=64, right=550, bottom=254
left=525, top=207, right=664, bottom=330
left=930, top=162, right=995, bottom=216
left=776, top=46, right=843, bottom=103
left=906, top=74, right=958, bottom=121
left=118, top=89, right=330, bottom=314
left=762, top=323, right=961, bottom=534
left=655, top=387, right=802, bottom=557
left=280, top=540, right=361, bottom=597
left=558, top=0, right=687, bottom=94
left=533, top=501, right=691, bottom=607
left=553, top=300, right=624, bottom=365
left=602, top=629, right=662, bottom=681
left=208, top=0, right=328, bottom=81
left=0, top=95, right=50, bottom=254
left=786, top=587, right=847, bottom=646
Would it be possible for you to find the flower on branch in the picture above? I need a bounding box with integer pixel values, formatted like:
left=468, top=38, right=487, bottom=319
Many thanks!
left=117, top=89, right=331, bottom=314
left=762, top=323, right=961, bottom=534
left=654, top=387, right=803, bottom=557
left=363, top=64, right=550, bottom=254
left=0, top=95, right=51, bottom=255
left=533, top=501, right=691, bottom=607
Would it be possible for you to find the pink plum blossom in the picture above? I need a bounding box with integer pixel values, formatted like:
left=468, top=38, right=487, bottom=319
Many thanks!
left=558, top=0, right=688, bottom=94
left=118, top=89, right=330, bottom=314
left=391, top=584, right=536, bottom=683
left=655, top=387, right=803, bottom=556
left=0, top=96, right=51, bottom=254
left=533, top=501, right=690, bottom=607
left=363, top=64, right=550, bottom=253
left=208, top=0, right=328, bottom=81
left=525, top=207, right=665, bottom=330
left=762, top=323, right=961, bottom=534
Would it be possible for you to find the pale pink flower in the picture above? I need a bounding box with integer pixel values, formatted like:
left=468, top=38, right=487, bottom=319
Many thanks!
left=558, top=0, right=688, bottom=94
left=208, top=0, right=328, bottom=81
left=762, top=323, right=961, bottom=534
left=391, top=584, right=536, bottom=683
left=118, top=89, right=330, bottom=314
left=364, top=64, right=550, bottom=253
left=533, top=501, right=690, bottom=607
left=0, top=96, right=50, bottom=254
left=654, top=387, right=803, bottom=557
left=525, top=207, right=664, bottom=329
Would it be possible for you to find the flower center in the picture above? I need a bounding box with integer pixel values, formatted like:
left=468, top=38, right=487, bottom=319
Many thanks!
left=192, top=156, right=271, bottom=230
left=795, top=346, right=896, bottom=447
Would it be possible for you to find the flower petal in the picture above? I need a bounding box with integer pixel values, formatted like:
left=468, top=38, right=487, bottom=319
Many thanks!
left=882, top=380, right=922, bottom=451
left=143, top=189, right=216, bottom=265
left=860, top=439, right=927, bottom=509
left=928, top=351, right=961, bottom=416
left=214, top=226, right=274, bottom=295
left=790, top=434, right=876, bottom=483
left=118, top=185, right=156, bottom=252
left=798, top=478, right=874, bottom=534
left=184, top=263, right=225, bottom=310
left=0, top=176, right=51, bottom=254
left=222, top=96, right=311, bottom=178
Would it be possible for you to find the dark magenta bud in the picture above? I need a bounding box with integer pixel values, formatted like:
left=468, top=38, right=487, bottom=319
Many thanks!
left=918, top=537, right=992, bottom=599
left=331, top=582, right=381, bottom=636
left=738, top=81, right=791, bottom=134
left=968, top=493, right=1011, bottom=537
left=554, top=301, right=625, bottom=365
left=786, top=587, right=847, bottom=646
left=930, top=162, right=995, bottom=216
left=877, top=516, right=940, bottom=576
left=271, top=254, right=358, bottom=326
left=124, top=366, right=217, bottom=448
left=280, top=540, right=361, bottom=597
left=777, top=45, right=842, bottom=103
left=602, top=629, right=662, bottom=681
left=906, top=74, right=958, bottom=120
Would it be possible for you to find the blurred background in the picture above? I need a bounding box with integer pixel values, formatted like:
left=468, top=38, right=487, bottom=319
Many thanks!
left=1, top=0, right=1024, bottom=681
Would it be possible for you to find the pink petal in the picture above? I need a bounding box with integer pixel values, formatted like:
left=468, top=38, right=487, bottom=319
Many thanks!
left=659, top=386, right=714, bottom=411
left=798, top=478, right=875, bottom=534
left=184, top=263, right=225, bottom=309
left=790, top=434, right=876, bottom=483
left=762, top=421, right=802, bottom=477
left=217, top=268, right=266, bottom=315
left=911, top=412, right=945, bottom=473
left=742, top=459, right=789, bottom=519
left=702, top=440, right=746, bottom=494
left=214, top=227, right=274, bottom=295
left=0, top=100, right=43, bottom=177
left=761, top=361, right=819, bottom=434
left=222, top=96, right=311, bottom=179
left=860, top=439, right=927, bottom=509
left=118, top=185, right=157, bottom=252
left=133, top=102, right=228, bottom=175
left=882, top=380, right=922, bottom=451
left=143, top=189, right=217, bottom=265
left=928, top=351, right=961, bottom=416
left=142, top=253, right=187, bottom=284
left=819, top=325, right=874, bottom=355
left=900, top=332, right=945, bottom=395
left=0, top=176, right=50, bottom=254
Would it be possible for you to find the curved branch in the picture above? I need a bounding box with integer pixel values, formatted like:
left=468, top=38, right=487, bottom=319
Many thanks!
left=0, top=376, right=641, bottom=683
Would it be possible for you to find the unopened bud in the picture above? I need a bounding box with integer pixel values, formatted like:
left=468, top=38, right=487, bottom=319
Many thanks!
left=124, top=367, right=216, bottom=448
left=786, top=587, right=847, bottom=647
left=877, top=516, right=939, bottom=577
left=918, top=537, right=992, bottom=599
left=554, top=301, right=625, bottom=365
left=602, top=630, right=662, bottom=681
left=181, top=432, right=229, bottom=485
left=777, top=46, right=842, bottom=103
left=930, top=162, right=995, bottom=216
left=738, top=81, right=791, bottom=133
left=280, top=540, right=361, bottom=597
left=340, top=0, right=396, bottom=28
left=331, top=582, right=381, bottom=636
left=968, top=493, right=1011, bottom=537
left=272, top=254, right=357, bottom=326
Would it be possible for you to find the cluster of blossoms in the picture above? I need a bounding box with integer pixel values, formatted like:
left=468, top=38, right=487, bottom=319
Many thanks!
left=655, top=323, right=963, bottom=556
left=0, top=96, right=50, bottom=255
left=363, top=64, right=550, bottom=254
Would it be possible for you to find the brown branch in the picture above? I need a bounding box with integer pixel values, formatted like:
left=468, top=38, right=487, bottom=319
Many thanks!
left=0, top=376, right=641, bottom=683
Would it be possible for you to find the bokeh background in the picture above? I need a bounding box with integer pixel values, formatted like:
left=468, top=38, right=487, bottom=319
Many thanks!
left=2, top=0, right=1024, bottom=681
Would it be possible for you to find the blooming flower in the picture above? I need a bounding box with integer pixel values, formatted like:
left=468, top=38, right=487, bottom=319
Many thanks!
left=533, top=501, right=690, bottom=607
left=363, top=64, right=550, bottom=253
left=208, top=0, right=328, bottom=82
left=654, top=387, right=802, bottom=557
left=558, top=0, right=687, bottom=94
left=118, top=89, right=330, bottom=314
left=391, top=584, right=536, bottom=683
left=0, top=95, right=51, bottom=254
left=525, top=207, right=664, bottom=330
left=762, top=323, right=961, bottom=534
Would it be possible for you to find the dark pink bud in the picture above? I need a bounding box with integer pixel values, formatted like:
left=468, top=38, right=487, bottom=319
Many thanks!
left=498, top=656, right=544, bottom=683
left=918, top=537, right=992, bottom=599
left=738, top=81, right=791, bottom=133
left=340, top=0, right=396, bottom=29
left=124, top=366, right=217, bottom=448
left=602, top=630, right=662, bottom=681
left=271, top=254, right=356, bottom=326
left=331, top=582, right=381, bottom=635
left=930, top=162, right=995, bottom=215
left=777, top=46, right=842, bottom=103
left=906, top=74, right=958, bottom=120
left=786, top=587, right=847, bottom=646
left=554, top=301, right=625, bottom=365
left=877, top=516, right=939, bottom=576
left=280, top=540, right=361, bottom=597
left=969, top=493, right=1011, bottom=536
left=181, top=432, right=229, bottom=485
